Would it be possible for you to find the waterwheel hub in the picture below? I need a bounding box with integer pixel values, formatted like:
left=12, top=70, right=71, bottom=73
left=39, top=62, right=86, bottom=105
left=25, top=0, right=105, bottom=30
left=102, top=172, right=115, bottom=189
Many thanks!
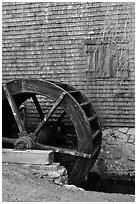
left=14, top=136, right=34, bottom=150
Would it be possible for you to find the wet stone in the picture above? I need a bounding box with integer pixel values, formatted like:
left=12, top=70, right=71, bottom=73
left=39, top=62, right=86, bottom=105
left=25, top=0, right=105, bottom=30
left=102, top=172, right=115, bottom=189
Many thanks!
left=127, top=128, right=135, bottom=136
left=92, top=127, right=135, bottom=182
left=127, top=135, right=135, bottom=144
left=119, top=127, right=129, bottom=134
left=104, top=145, right=122, bottom=160
left=48, top=171, right=60, bottom=179
left=106, top=136, right=119, bottom=145
left=102, top=129, right=112, bottom=139
left=107, top=132, right=128, bottom=145
left=123, top=143, right=135, bottom=161
left=120, top=158, right=135, bottom=172
left=96, top=158, right=107, bottom=173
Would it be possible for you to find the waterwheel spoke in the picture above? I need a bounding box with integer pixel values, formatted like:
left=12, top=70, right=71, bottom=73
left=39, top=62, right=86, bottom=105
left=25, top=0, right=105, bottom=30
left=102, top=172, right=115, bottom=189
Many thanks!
left=32, top=95, right=45, bottom=120
left=33, top=92, right=66, bottom=136
left=3, top=83, right=27, bottom=134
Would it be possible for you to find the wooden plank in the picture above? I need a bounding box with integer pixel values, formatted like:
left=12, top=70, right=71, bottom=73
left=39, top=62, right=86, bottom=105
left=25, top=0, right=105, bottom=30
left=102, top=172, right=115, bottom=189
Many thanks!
left=2, top=83, right=27, bottom=134
left=2, top=149, right=54, bottom=165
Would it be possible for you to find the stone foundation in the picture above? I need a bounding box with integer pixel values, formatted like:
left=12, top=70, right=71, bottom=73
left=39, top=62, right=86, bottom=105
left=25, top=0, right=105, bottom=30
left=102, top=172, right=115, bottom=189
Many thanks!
left=29, top=163, right=68, bottom=185
left=92, top=127, right=135, bottom=182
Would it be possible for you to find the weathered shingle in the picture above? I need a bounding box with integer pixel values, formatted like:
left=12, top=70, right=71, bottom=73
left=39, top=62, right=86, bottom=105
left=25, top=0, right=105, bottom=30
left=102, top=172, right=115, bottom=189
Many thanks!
left=2, top=2, right=135, bottom=127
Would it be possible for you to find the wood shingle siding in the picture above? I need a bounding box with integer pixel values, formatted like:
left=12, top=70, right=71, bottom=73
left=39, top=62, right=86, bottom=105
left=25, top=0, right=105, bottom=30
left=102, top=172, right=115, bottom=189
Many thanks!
left=2, top=2, right=135, bottom=128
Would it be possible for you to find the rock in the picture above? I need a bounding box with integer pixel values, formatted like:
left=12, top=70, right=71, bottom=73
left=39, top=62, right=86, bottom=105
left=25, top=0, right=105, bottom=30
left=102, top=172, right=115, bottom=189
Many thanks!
left=54, top=175, right=68, bottom=185
left=123, top=143, right=135, bottom=161
left=64, top=184, right=84, bottom=191
left=47, top=166, right=68, bottom=185
left=32, top=169, right=48, bottom=177
left=90, top=127, right=135, bottom=182
left=54, top=177, right=63, bottom=185
left=119, top=158, right=135, bottom=172
left=119, top=128, right=129, bottom=134
left=58, top=166, right=67, bottom=176
left=104, top=145, right=122, bottom=160
left=48, top=171, right=60, bottom=179
left=127, top=128, right=135, bottom=136
left=118, top=132, right=128, bottom=144
left=106, top=135, right=118, bottom=145
left=102, top=129, right=111, bottom=139
left=107, top=131, right=128, bottom=145
left=127, top=135, right=135, bottom=144
left=96, top=158, right=107, bottom=174
left=128, top=170, right=135, bottom=181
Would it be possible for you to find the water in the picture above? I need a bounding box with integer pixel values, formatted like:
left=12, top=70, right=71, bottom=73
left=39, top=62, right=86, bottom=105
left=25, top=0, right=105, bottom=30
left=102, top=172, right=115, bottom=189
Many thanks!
left=80, top=172, right=135, bottom=195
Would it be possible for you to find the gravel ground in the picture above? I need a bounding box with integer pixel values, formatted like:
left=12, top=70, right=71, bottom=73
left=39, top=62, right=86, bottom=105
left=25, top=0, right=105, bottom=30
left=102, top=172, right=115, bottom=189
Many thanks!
left=2, top=163, right=135, bottom=202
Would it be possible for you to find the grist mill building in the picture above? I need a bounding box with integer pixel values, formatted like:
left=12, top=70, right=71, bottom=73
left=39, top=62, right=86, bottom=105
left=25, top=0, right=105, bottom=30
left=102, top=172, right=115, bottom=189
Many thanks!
left=2, top=2, right=135, bottom=187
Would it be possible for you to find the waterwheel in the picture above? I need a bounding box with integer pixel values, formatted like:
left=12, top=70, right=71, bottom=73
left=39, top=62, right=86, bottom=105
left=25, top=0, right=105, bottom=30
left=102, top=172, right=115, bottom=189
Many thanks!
left=2, top=78, right=102, bottom=186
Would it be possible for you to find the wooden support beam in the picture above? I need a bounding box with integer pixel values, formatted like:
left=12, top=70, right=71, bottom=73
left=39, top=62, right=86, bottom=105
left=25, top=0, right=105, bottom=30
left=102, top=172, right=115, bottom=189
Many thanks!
left=2, top=148, right=54, bottom=165
left=3, top=83, right=27, bottom=134
left=34, top=142, right=91, bottom=159
left=2, top=137, right=90, bottom=158
left=2, top=137, right=15, bottom=144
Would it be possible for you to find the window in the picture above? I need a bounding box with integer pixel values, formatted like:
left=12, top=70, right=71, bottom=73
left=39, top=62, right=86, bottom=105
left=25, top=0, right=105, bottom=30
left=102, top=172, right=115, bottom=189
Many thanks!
left=85, top=39, right=130, bottom=80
